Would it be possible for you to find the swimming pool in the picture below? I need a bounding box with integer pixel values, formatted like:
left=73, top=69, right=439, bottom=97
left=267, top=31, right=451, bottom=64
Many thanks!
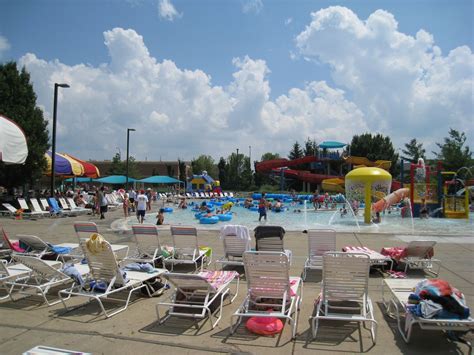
left=114, top=202, right=474, bottom=235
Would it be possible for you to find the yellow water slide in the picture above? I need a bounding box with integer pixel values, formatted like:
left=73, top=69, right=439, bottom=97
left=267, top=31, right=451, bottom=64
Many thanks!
left=321, top=178, right=345, bottom=193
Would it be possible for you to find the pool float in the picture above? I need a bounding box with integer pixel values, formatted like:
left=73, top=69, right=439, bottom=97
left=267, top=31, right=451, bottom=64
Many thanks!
left=163, top=207, right=173, bottom=213
left=199, top=216, right=219, bottom=224
left=195, top=212, right=205, bottom=219
left=217, top=213, right=232, bottom=221
left=246, top=316, right=283, bottom=335
left=249, top=206, right=259, bottom=211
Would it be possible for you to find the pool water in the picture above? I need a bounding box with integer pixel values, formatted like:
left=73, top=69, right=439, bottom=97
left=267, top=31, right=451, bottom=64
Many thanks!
left=118, top=202, right=474, bottom=235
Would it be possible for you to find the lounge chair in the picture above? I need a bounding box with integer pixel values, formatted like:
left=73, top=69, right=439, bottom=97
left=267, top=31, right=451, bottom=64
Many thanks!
left=39, top=198, right=58, bottom=217
left=303, top=229, right=336, bottom=280
left=66, top=198, right=89, bottom=215
left=230, top=251, right=302, bottom=339
left=48, top=198, right=72, bottom=216
left=0, top=260, right=31, bottom=300
left=342, top=246, right=393, bottom=270
left=1, top=203, right=19, bottom=217
left=156, top=270, right=239, bottom=329
left=58, top=197, right=78, bottom=216
left=164, top=226, right=211, bottom=271
left=254, top=225, right=292, bottom=264
left=15, top=234, right=58, bottom=259
left=382, top=278, right=474, bottom=343
left=126, top=225, right=164, bottom=266
left=30, top=198, right=52, bottom=217
left=310, top=252, right=377, bottom=344
left=18, top=198, right=46, bottom=218
left=73, top=222, right=129, bottom=259
left=59, top=239, right=167, bottom=318
left=382, top=240, right=440, bottom=275
left=8, top=255, right=87, bottom=306
left=216, top=225, right=251, bottom=268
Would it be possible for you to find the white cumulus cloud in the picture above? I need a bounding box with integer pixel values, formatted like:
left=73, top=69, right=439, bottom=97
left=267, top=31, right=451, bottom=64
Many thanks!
left=242, top=0, right=263, bottom=14
left=296, top=6, right=473, bottom=151
left=158, top=0, right=181, bottom=21
left=0, top=34, right=10, bottom=59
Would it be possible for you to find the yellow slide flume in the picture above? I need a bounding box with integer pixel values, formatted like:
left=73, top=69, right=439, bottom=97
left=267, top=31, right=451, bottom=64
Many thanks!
left=322, top=178, right=345, bottom=193
left=344, top=156, right=392, bottom=170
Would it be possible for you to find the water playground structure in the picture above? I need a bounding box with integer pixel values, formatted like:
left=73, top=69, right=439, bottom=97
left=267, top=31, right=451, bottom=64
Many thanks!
left=188, top=171, right=221, bottom=193
left=345, top=160, right=471, bottom=224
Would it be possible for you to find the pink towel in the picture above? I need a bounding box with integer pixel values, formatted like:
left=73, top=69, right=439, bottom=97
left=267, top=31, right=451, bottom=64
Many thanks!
left=198, top=270, right=238, bottom=289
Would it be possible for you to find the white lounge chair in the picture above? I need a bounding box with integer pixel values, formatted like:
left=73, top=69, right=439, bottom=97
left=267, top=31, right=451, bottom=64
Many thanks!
left=310, top=252, right=377, bottom=344
left=230, top=251, right=302, bottom=339
left=400, top=241, right=440, bottom=275
left=15, top=234, right=57, bottom=259
left=1, top=203, right=19, bottom=217
left=8, top=255, right=87, bottom=306
left=156, top=270, right=239, bottom=329
left=73, top=222, right=129, bottom=259
left=303, top=229, right=336, bottom=280
left=382, top=278, right=474, bottom=343
left=216, top=225, right=251, bottom=268
left=30, top=198, right=52, bottom=217
left=126, top=225, right=164, bottom=266
left=164, top=226, right=211, bottom=271
left=66, top=197, right=89, bottom=215
left=58, top=197, right=78, bottom=216
left=18, top=198, right=47, bottom=218
left=59, top=239, right=167, bottom=318
left=0, top=260, right=31, bottom=300
left=342, top=246, right=393, bottom=270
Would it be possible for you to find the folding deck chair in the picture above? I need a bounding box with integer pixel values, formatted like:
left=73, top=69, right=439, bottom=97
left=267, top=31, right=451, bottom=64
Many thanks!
left=230, top=251, right=302, bottom=339
left=164, top=226, right=211, bottom=271
left=59, top=239, right=167, bottom=318
left=0, top=259, right=31, bottom=300
left=72, top=222, right=129, bottom=259
left=29, top=198, right=51, bottom=217
left=15, top=234, right=59, bottom=259
left=216, top=225, right=251, bottom=268
left=254, top=225, right=292, bottom=264
left=382, top=240, right=440, bottom=276
left=125, top=225, right=164, bottom=266
left=342, top=246, right=393, bottom=270
left=302, top=229, right=336, bottom=280
left=382, top=278, right=474, bottom=343
left=156, top=270, right=239, bottom=329
left=58, top=198, right=78, bottom=216
left=39, top=198, right=58, bottom=217
left=310, top=252, right=377, bottom=344
left=18, top=198, right=48, bottom=218
left=8, top=255, right=87, bottom=306
left=1, top=203, right=19, bottom=217
left=48, top=198, right=72, bottom=216
left=66, top=197, right=89, bottom=215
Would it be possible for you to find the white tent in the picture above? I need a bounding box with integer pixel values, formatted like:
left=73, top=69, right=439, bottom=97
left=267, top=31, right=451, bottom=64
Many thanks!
left=0, top=114, right=28, bottom=164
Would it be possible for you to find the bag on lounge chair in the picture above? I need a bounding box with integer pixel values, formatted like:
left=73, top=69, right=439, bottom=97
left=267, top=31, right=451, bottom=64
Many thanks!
left=86, top=233, right=108, bottom=254
left=141, top=277, right=166, bottom=297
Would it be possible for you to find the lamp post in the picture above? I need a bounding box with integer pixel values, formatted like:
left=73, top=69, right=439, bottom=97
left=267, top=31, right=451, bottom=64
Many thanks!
left=50, top=83, right=70, bottom=197
left=126, top=128, right=136, bottom=191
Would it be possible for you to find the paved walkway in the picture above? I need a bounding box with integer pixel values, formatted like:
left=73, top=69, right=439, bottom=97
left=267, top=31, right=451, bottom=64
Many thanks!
left=0, top=205, right=472, bottom=354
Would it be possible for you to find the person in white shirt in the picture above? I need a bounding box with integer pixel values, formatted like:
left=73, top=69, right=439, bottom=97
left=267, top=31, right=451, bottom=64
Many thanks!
left=128, top=189, right=137, bottom=212
left=135, top=190, right=148, bottom=224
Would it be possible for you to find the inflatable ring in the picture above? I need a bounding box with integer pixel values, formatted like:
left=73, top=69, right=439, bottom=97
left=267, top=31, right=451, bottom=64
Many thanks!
left=217, top=214, right=232, bottom=221
left=195, top=212, right=205, bottom=219
left=199, top=216, right=219, bottom=224
left=246, top=316, right=284, bottom=335
left=249, top=206, right=259, bottom=211
left=163, top=207, right=173, bottom=213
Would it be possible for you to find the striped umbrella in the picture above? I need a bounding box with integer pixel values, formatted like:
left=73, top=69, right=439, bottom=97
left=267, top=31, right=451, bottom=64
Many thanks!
left=44, top=151, right=84, bottom=176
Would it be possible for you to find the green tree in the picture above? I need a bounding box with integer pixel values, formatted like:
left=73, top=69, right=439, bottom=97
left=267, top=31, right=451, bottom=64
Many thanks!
left=261, top=152, right=280, bottom=161
left=106, top=153, right=139, bottom=178
left=225, top=152, right=252, bottom=191
left=349, top=133, right=399, bottom=174
left=401, top=138, right=426, bottom=163
left=288, top=141, right=304, bottom=160
left=177, top=159, right=186, bottom=182
left=217, top=157, right=228, bottom=188
left=191, top=155, right=218, bottom=178
left=434, top=129, right=472, bottom=172
left=0, top=62, right=50, bottom=190
left=254, top=152, right=281, bottom=188
left=304, top=138, right=318, bottom=156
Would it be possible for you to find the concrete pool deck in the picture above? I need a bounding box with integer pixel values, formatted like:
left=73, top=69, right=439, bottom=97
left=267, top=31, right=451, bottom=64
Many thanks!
left=0, top=205, right=473, bottom=354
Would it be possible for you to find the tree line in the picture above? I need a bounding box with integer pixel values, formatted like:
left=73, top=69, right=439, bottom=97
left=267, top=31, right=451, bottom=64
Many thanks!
left=0, top=61, right=472, bottom=192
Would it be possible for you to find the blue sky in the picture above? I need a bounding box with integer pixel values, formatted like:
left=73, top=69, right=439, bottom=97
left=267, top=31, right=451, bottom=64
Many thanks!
left=0, top=0, right=472, bottom=162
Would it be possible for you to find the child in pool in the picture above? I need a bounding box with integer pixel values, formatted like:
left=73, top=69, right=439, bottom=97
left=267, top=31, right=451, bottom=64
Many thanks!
left=156, top=208, right=165, bottom=225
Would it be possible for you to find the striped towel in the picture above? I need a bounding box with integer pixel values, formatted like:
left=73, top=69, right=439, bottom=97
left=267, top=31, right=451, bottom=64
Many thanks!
left=343, top=246, right=375, bottom=254
left=198, top=270, right=238, bottom=289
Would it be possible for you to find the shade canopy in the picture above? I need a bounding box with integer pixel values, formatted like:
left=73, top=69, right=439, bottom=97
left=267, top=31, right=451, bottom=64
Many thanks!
left=95, top=175, right=137, bottom=184
left=139, top=175, right=182, bottom=184
left=63, top=177, right=95, bottom=183
left=45, top=151, right=84, bottom=176
left=0, top=114, right=28, bottom=164
left=319, top=141, right=347, bottom=149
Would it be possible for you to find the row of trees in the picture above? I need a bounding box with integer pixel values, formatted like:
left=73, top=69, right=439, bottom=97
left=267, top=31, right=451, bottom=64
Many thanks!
left=0, top=61, right=472, bottom=192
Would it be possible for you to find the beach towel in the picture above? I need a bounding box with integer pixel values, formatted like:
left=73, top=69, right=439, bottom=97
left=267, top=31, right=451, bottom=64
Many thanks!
left=220, top=225, right=251, bottom=241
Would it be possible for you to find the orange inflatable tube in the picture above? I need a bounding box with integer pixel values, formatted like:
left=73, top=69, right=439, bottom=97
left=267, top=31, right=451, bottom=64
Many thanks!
left=372, top=188, right=410, bottom=213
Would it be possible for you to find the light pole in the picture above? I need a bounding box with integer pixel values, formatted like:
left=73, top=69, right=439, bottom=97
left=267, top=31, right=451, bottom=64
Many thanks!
left=50, top=83, right=70, bottom=197
left=126, top=128, right=136, bottom=191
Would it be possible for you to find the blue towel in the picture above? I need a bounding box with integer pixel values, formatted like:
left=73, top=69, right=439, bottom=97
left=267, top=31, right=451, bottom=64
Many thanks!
left=123, top=262, right=156, bottom=273
left=61, top=263, right=84, bottom=286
